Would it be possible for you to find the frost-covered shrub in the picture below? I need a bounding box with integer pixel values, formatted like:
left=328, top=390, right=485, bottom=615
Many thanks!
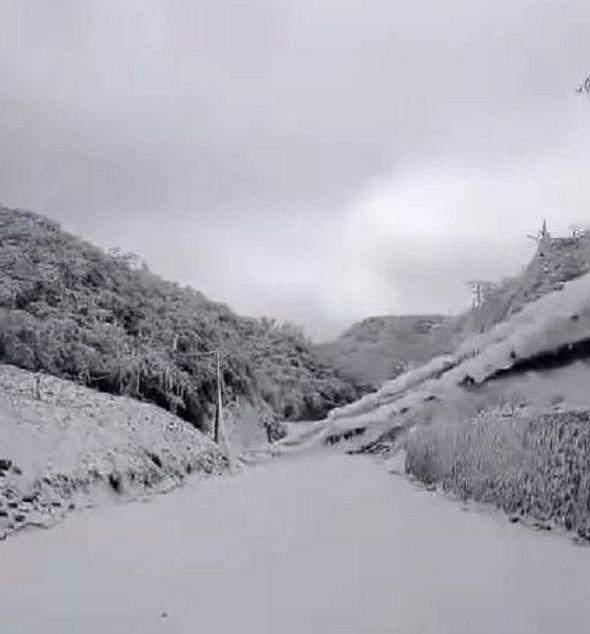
left=406, top=410, right=590, bottom=538
left=0, top=208, right=358, bottom=430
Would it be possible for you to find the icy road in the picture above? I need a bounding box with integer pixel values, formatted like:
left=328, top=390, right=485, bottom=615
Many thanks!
left=1, top=453, right=590, bottom=634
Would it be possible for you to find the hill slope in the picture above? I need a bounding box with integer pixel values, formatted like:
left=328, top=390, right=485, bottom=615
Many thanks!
left=317, top=315, right=455, bottom=389
left=0, top=207, right=358, bottom=440
left=461, top=231, right=590, bottom=335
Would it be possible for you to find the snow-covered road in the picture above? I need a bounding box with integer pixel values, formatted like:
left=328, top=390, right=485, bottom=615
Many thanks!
left=1, top=453, right=589, bottom=634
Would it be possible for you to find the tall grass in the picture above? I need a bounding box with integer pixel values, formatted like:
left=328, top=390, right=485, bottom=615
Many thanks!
left=406, top=410, right=590, bottom=538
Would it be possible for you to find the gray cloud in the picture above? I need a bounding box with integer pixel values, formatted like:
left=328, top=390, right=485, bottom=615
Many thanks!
left=1, top=0, right=590, bottom=339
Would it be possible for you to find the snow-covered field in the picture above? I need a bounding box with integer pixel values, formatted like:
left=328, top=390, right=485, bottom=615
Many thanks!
left=1, top=453, right=589, bottom=634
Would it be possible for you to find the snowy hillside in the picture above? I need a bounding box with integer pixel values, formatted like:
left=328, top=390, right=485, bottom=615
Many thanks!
left=460, top=230, right=590, bottom=335
left=303, top=267, right=590, bottom=447
left=318, top=229, right=590, bottom=393
left=0, top=206, right=358, bottom=437
left=0, top=364, right=229, bottom=540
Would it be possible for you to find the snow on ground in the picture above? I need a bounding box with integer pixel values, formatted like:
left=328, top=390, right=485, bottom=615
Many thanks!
left=1, top=453, right=589, bottom=634
left=0, top=364, right=228, bottom=538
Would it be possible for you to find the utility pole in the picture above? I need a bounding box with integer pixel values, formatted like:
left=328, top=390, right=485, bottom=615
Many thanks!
left=214, top=350, right=223, bottom=444
left=527, top=219, right=550, bottom=245
left=171, top=341, right=228, bottom=447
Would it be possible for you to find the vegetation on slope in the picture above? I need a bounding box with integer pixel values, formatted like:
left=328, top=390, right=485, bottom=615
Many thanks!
left=406, top=409, right=590, bottom=539
left=0, top=207, right=358, bottom=433
left=321, top=228, right=590, bottom=391
left=461, top=232, right=590, bottom=335
left=318, top=315, right=456, bottom=389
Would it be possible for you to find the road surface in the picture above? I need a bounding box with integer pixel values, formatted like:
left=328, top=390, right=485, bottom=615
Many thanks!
left=1, top=453, right=589, bottom=633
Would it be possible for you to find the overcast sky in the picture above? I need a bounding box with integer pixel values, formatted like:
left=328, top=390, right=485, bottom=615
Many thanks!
left=1, top=1, right=590, bottom=339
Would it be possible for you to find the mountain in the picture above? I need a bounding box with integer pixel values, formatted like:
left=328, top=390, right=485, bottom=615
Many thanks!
left=317, top=314, right=456, bottom=389
left=0, top=207, right=359, bottom=443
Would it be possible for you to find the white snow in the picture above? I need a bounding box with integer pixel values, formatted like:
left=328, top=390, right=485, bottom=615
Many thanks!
left=0, top=364, right=228, bottom=536
left=299, top=270, right=590, bottom=450
left=1, top=453, right=589, bottom=634
left=0, top=365, right=220, bottom=484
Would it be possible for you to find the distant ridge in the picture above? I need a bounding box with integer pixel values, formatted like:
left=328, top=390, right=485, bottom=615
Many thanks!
left=317, top=314, right=455, bottom=389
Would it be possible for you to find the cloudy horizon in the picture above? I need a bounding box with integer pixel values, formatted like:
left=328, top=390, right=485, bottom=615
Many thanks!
left=1, top=1, right=590, bottom=339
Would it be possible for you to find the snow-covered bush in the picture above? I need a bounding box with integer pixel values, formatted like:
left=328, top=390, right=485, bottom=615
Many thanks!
left=0, top=207, right=357, bottom=430
left=406, top=410, right=590, bottom=538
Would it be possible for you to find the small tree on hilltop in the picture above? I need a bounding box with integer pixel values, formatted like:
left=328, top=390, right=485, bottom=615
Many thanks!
left=576, top=74, right=590, bottom=98
left=466, top=280, right=495, bottom=309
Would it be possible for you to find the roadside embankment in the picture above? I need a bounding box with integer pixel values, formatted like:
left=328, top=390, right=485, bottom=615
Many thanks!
left=0, top=364, right=229, bottom=540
